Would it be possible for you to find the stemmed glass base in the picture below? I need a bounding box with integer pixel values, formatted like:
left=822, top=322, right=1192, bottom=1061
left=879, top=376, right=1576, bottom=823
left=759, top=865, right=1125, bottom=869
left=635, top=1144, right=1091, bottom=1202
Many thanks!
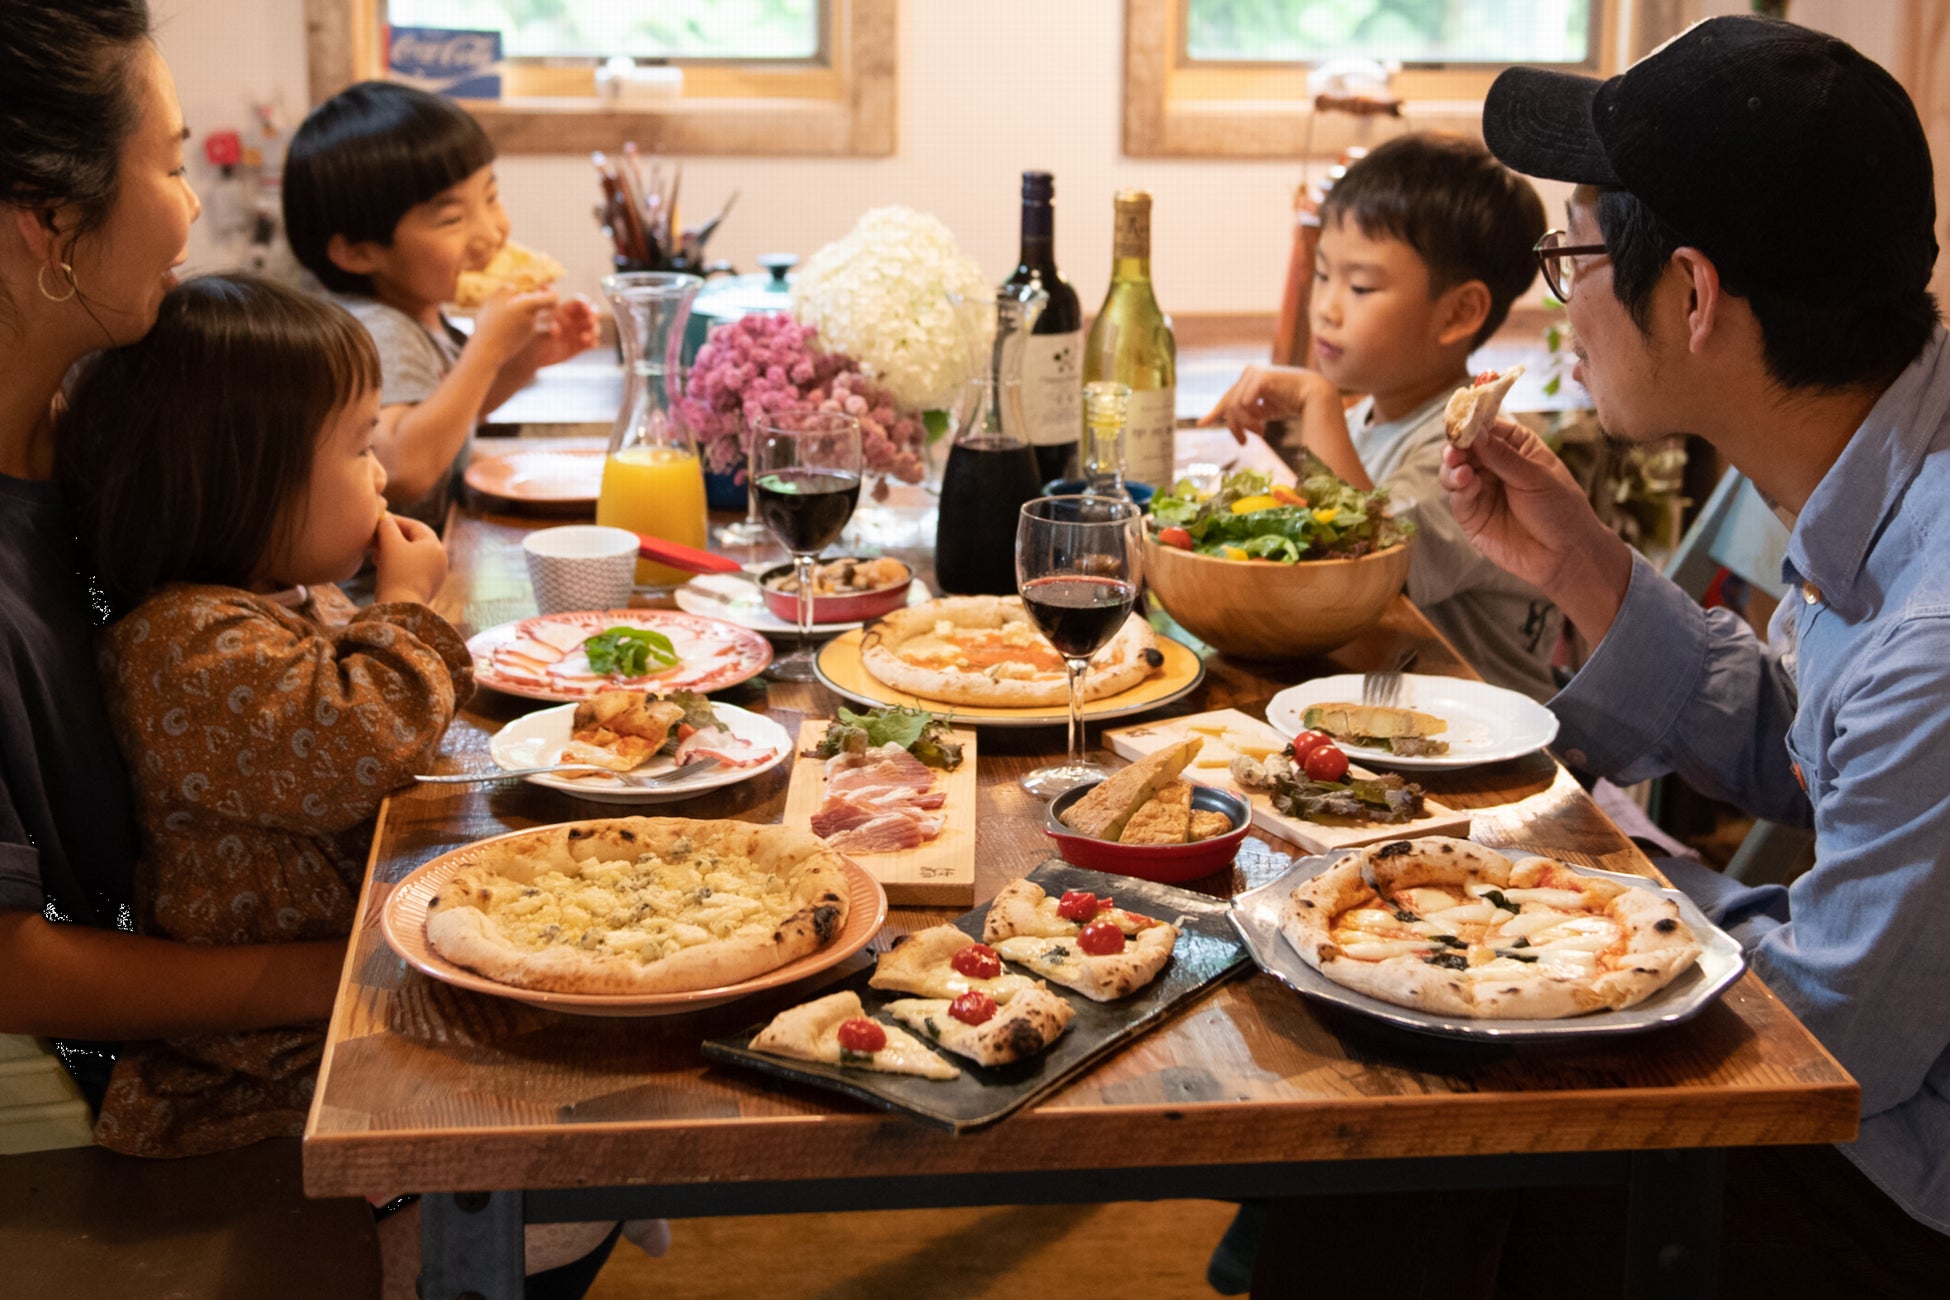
left=1019, top=757, right=1114, bottom=797
left=764, top=645, right=820, bottom=681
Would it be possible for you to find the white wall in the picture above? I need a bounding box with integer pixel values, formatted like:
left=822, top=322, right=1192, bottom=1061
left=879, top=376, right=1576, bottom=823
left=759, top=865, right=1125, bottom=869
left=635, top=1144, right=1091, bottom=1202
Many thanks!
left=153, top=0, right=1908, bottom=316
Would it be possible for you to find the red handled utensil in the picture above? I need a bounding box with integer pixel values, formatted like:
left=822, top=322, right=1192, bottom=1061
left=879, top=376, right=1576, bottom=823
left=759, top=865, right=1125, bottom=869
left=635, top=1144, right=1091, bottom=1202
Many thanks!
left=636, top=533, right=745, bottom=575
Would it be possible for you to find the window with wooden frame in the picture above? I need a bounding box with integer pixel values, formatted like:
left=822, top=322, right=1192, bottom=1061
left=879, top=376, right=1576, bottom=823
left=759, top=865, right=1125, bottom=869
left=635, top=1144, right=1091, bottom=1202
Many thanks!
left=304, top=0, right=896, bottom=156
left=1126, top=0, right=1687, bottom=158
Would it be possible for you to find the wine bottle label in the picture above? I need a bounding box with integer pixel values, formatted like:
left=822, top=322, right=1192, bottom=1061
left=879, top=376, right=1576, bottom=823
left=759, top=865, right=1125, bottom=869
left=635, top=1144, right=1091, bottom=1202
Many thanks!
left=1018, top=330, right=1083, bottom=448
left=1123, top=387, right=1177, bottom=487
left=1113, top=204, right=1151, bottom=260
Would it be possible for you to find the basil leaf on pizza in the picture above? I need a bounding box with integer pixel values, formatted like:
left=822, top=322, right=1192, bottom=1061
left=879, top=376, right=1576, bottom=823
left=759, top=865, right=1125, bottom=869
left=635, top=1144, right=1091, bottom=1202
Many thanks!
left=584, top=627, right=679, bottom=677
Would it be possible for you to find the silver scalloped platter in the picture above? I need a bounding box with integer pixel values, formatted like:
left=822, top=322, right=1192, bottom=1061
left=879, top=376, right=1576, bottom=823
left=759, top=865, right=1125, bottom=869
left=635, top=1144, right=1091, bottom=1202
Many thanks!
left=1229, top=850, right=1746, bottom=1041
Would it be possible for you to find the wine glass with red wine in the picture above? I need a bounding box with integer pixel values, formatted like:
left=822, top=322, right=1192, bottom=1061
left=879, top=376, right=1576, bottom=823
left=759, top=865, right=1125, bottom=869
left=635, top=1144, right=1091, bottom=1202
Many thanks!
left=754, top=410, right=863, bottom=681
left=1014, top=494, right=1145, bottom=796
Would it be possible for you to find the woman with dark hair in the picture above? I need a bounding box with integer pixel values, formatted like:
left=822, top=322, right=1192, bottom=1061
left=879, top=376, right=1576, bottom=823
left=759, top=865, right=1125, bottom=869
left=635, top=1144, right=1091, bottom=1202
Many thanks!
left=0, top=1, right=347, bottom=1111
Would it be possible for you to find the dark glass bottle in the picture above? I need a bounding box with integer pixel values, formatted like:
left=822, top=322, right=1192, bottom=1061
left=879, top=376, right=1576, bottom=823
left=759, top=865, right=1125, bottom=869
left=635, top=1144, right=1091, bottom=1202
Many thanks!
left=936, top=289, right=1045, bottom=596
left=1003, top=171, right=1083, bottom=485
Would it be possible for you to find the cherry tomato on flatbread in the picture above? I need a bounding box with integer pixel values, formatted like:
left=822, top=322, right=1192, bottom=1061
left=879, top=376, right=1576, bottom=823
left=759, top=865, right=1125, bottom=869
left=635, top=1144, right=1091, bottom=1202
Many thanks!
left=1472, top=370, right=1500, bottom=387
left=1057, top=890, right=1106, bottom=922
left=1077, top=919, right=1126, bottom=955
left=1157, top=525, right=1194, bottom=550
left=1288, top=730, right=1334, bottom=762
left=950, top=942, right=1002, bottom=981
left=949, top=990, right=997, bottom=1025
left=1303, top=743, right=1349, bottom=782
left=837, top=1017, right=886, bottom=1053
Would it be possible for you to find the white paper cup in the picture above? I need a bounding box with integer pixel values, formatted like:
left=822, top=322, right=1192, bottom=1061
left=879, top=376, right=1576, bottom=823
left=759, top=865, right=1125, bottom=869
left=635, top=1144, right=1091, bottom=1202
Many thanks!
left=522, top=525, right=639, bottom=614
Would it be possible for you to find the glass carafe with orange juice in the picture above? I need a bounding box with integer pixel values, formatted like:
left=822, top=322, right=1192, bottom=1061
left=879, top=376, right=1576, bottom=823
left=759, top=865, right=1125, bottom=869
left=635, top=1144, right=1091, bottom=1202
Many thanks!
left=596, top=271, right=708, bottom=590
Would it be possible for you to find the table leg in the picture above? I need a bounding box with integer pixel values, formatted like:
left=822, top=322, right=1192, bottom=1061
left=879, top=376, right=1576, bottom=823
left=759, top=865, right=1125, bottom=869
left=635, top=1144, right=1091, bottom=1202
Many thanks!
left=421, top=1190, right=523, bottom=1300
left=1623, top=1148, right=1723, bottom=1300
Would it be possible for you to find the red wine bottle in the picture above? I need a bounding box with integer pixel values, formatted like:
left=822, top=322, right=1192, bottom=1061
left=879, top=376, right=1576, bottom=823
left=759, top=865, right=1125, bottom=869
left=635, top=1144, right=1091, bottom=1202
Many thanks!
left=1003, top=171, right=1082, bottom=485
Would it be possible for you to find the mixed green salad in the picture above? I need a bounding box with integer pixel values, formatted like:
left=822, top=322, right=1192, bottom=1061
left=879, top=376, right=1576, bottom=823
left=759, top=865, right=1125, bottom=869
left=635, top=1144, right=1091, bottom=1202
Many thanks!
left=811, top=705, right=964, bottom=770
left=1150, top=468, right=1413, bottom=562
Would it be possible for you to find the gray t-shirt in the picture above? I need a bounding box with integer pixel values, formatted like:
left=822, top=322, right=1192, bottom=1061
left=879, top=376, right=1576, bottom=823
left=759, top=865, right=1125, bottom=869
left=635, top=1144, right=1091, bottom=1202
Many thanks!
left=331, top=293, right=468, bottom=531
left=1347, top=391, right=1561, bottom=702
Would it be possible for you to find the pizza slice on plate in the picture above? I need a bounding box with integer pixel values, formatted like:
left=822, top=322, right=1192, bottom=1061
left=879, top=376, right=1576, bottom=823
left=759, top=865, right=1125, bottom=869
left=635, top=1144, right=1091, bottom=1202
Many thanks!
left=1280, top=836, right=1703, bottom=1019
left=992, top=922, right=1178, bottom=1002
left=868, top=924, right=1039, bottom=1003
left=982, top=878, right=1170, bottom=943
left=882, top=982, right=1075, bottom=1067
left=750, top=990, right=958, bottom=1079
left=558, top=690, right=687, bottom=770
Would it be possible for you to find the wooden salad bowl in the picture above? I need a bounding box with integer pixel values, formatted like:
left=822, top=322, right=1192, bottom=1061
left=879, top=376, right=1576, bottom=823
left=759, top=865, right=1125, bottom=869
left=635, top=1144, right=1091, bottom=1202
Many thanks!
left=1143, top=536, right=1411, bottom=659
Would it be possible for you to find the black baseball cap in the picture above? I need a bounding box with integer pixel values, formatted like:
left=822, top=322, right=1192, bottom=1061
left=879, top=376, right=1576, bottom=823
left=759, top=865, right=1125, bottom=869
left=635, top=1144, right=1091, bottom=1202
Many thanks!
left=1484, top=15, right=1936, bottom=309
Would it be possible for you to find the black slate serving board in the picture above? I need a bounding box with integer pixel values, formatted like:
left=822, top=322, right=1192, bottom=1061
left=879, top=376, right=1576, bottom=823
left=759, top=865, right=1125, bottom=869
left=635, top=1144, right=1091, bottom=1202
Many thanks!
left=701, top=860, right=1249, bottom=1132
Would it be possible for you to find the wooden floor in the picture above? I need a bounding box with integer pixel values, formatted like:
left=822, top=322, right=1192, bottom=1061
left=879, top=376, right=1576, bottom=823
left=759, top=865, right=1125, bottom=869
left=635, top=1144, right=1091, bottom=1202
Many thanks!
left=587, top=1199, right=1240, bottom=1298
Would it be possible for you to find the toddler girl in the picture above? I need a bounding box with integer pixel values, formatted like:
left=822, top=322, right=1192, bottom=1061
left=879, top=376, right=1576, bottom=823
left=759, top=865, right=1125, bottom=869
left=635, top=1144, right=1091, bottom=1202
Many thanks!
left=57, top=272, right=471, bottom=1157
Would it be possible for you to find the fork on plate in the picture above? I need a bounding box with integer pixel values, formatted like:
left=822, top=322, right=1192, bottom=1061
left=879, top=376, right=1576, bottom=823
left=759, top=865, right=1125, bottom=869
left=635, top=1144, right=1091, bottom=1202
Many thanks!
left=414, top=757, right=720, bottom=787
left=1361, top=650, right=1419, bottom=709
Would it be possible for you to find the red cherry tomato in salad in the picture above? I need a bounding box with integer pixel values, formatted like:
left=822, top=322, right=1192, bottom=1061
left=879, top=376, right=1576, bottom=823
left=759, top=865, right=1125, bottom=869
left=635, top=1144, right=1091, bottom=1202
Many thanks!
left=1288, top=730, right=1334, bottom=762
left=1057, top=889, right=1105, bottom=922
left=1077, top=919, right=1127, bottom=955
left=1303, top=743, right=1349, bottom=782
left=949, top=990, right=998, bottom=1025
left=1158, top=526, right=1194, bottom=550
left=837, top=1017, right=886, bottom=1053
left=950, top=942, right=1002, bottom=981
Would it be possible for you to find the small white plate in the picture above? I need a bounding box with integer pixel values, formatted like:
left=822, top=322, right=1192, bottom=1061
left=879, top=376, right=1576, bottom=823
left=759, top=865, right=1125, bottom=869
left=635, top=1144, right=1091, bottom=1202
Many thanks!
left=1265, top=673, right=1559, bottom=770
left=674, top=572, right=933, bottom=635
left=1230, top=852, right=1745, bottom=1041
left=488, top=701, right=790, bottom=803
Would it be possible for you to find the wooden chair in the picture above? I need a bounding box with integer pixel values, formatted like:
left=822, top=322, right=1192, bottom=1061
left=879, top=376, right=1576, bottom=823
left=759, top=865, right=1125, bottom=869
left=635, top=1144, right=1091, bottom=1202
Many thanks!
left=1662, top=469, right=1815, bottom=885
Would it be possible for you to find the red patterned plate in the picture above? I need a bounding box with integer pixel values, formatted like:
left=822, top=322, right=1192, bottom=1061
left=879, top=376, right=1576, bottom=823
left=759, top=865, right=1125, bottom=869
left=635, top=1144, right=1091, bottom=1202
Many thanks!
left=467, top=609, right=773, bottom=701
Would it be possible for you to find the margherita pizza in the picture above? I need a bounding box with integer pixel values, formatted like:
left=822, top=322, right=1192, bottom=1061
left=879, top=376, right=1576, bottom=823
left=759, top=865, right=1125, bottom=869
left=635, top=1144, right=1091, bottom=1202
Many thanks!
left=424, top=818, right=850, bottom=995
left=883, top=982, right=1075, bottom=1067
left=860, top=596, right=1160, bottom=708
left=1279, top=837, right=1701, bottom=1019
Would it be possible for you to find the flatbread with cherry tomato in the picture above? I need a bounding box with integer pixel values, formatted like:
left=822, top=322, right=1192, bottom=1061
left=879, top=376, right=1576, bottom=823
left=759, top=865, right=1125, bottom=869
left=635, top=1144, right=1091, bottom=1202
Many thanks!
left=868, top=924, right=1037, bottom=1003
left=749, top=990, right=957, bottom=1079
left=981, top=878, right=1168, bottom=943
left=992, top=923, right=1178, bottom=1002
left=882, top=983, right=1075, bottom=1067
left=1443, top=365, right=1524, bottom=450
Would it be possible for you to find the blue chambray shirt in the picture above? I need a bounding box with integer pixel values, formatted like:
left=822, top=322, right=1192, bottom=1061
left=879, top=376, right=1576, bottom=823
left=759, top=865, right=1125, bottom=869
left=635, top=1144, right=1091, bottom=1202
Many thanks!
left=1552, top=326, right=1950, bottom=1236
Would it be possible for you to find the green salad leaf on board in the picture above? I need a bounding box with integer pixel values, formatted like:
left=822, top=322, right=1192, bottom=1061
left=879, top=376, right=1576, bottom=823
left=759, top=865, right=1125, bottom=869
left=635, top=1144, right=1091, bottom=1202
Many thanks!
left=813, top=705, right=964, bottom=770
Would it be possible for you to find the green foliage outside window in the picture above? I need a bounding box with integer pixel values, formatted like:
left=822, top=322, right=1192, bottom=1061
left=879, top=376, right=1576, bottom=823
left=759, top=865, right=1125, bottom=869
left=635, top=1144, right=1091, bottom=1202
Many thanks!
left=1184, top=0, right=1592, bottom=66
left=386, top=0, right=820, bottom=60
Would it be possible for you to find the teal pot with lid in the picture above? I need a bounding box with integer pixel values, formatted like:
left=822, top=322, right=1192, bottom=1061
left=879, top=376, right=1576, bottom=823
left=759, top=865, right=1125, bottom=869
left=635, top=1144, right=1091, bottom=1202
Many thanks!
left=680, top=252, right=796, bottom=365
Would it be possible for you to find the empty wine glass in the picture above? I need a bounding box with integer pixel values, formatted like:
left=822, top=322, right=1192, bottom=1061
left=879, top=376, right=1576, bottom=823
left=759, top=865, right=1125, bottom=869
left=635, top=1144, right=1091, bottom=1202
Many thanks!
left=714, top=417, right=772, bottom=548
left=1015, top=494, right=1145, bottom=796
left=753, top=410, right=863, bottom=681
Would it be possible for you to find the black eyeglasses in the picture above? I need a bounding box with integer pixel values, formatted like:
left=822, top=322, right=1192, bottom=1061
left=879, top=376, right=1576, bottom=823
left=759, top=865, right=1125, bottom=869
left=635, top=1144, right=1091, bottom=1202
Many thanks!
left=1534, top=229, right=1608, bottom=302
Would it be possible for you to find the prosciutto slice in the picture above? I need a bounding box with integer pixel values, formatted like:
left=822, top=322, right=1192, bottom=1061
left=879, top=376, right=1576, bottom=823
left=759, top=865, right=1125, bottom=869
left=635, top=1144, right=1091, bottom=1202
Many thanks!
left=675, top=725, right=777, bottom=769
left=823, top=811, right=942, bottom=854
left=825, top=744, right=934, bottom=795
left=811, top=743, right=946, bottom=854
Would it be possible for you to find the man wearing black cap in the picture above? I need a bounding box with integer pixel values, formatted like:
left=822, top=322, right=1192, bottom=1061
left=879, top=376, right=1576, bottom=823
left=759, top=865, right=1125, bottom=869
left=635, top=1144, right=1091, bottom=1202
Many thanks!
left=1245, top=15, right=1950, bottom=1300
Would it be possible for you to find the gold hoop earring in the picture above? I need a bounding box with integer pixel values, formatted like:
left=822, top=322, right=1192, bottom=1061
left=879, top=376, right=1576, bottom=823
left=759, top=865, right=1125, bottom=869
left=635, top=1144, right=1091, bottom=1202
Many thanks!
left=37, top=261, right=78, bottom=303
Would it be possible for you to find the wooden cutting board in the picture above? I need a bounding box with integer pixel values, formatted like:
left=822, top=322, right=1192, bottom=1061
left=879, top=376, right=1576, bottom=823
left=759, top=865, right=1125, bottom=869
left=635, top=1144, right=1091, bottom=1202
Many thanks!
left=1103, top=708, right=1471, bottom=854
left=781, top=721, right=978, bottom=906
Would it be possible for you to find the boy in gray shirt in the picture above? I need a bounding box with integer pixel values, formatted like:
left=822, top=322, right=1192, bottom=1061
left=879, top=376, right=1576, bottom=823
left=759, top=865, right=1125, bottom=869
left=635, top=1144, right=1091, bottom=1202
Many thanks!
left=1203, top=134, right=1558, bottom=700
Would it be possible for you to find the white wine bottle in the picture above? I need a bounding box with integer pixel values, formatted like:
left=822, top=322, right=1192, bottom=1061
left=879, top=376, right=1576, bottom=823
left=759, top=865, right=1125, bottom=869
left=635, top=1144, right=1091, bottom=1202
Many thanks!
left=1082, top=190, right=1176, bottom=490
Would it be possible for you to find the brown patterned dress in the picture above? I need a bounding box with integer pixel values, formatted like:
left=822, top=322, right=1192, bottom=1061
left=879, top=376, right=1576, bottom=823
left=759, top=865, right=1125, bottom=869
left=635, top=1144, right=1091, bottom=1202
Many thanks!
left=90, top=583, right=473, bottom=1158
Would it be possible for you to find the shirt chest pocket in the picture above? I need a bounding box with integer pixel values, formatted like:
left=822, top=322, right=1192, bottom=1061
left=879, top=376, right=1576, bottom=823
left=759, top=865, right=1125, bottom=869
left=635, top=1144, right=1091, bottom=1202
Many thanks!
left=1782, top=732, right=1824, bottom=814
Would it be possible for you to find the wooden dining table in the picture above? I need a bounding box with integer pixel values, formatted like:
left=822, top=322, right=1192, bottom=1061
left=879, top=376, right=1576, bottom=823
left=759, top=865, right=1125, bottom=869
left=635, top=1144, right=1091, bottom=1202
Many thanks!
left=303, top=445, right=1858, bottom=1300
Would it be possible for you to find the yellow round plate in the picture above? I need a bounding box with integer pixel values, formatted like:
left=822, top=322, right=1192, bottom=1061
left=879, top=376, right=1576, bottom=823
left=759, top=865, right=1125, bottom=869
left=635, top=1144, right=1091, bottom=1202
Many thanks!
left=813, top=628, right=1205, bottom=727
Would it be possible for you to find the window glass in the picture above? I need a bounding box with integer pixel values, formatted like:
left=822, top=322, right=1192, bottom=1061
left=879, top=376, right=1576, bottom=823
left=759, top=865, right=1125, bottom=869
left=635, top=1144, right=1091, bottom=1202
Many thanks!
left=385, top=0, right=822, bottom=61
left=1184, top=0, right=1593, bottom=66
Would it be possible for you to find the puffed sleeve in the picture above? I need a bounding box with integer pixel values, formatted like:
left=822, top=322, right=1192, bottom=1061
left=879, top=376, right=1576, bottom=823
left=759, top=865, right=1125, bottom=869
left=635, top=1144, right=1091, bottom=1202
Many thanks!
left=102, top=587, right=473, bottom=837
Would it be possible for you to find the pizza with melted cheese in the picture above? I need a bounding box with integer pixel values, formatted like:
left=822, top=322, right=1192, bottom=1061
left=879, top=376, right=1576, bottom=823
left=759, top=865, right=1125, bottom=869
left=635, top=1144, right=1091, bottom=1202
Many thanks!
left=859, top=596, right=1160, bottom=708
left=1280, top=836, right=1702, bottom=1019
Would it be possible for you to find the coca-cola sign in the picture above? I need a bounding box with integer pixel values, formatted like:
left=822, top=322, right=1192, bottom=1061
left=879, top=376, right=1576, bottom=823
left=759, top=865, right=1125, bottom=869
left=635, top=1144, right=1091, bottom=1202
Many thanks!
left=387, top=26, right=503, bottom=99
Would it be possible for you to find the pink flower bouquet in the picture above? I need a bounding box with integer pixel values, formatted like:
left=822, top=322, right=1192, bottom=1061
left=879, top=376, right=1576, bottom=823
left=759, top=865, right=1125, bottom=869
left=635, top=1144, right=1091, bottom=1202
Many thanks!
left=677, top=314, right=927, bottom=483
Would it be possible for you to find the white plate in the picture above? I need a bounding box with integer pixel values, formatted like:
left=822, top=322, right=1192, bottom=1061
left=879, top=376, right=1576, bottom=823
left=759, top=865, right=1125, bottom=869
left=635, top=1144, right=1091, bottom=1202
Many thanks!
left=673, top=572, right=934, bottom=635
left=488, top=701, right=790, bottom=803
left=1265, top=673, right=1559, bottom=770
left=1230, top=852, right=1746, bottom=1041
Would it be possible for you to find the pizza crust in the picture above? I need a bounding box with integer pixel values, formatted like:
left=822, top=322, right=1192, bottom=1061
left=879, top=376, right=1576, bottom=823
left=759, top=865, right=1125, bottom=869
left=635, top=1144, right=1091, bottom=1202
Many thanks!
left=883, top=983, right=1075, bottom=1067
left=425, top=818, right=851, bottom=995
left=860, top=596, right=1159, bottom=708
left=454, top=239, right=564, bottom=308
left=1443, top=365, right=1524, bottom=450
left=1279, top=837, right=1702, bottom=1020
